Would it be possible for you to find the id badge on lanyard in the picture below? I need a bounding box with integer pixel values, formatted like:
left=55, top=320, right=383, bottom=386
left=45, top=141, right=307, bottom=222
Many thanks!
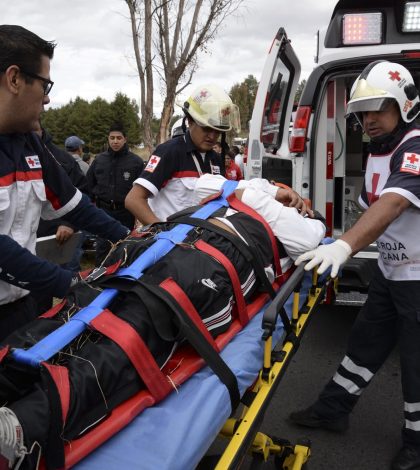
left=191, top=151, right=221, bottom=175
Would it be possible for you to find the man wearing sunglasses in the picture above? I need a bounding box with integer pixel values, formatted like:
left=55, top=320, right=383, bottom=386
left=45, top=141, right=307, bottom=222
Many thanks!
left=0, top=25, right=131, bottom=340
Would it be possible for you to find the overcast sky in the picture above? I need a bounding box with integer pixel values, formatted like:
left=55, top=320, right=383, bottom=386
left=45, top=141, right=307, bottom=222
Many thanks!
left=3, top=0, right=338, bottom=114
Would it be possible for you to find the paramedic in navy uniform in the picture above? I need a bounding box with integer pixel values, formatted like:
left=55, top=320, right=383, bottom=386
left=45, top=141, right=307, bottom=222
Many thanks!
left=125, top=84, right=230, bottom=225
left=0, top=25, right=130, bottom=341
left=289, top=61, right=420, bottom=470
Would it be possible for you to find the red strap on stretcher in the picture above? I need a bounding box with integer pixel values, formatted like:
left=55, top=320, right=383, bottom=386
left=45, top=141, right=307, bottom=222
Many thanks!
left=194, top=239, right=249, bottom=327
left=103, top=260, right=122, bottom=275
left=90, top=309, right=172, bottom=401
left=159, top=278, right=220, bottom=351
left=0, top=346, right=9, bottom=363
left=41, top=362, right=71, bottom=425
left=227, top=193, right=282, bottom=278
left=40, top=300, right=67, bottom=319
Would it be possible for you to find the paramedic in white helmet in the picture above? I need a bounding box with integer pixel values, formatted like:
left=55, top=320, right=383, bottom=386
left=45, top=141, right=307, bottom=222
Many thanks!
left=290, top=60, right=420, bottom=470
left=126, top=84, right=310, bottom=225
left=125, top=84, right=231, bottom=225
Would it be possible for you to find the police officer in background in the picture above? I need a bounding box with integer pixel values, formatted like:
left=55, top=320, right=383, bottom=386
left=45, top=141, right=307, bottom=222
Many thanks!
left=125, top=84, right=235, bottom=225
left=289, top=61, right=420, bottom=470
left=87, top=123, right=145, bottom=265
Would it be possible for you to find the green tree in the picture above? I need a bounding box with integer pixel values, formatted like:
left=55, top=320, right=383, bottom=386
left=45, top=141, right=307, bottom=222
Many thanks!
left=85, top=97, right=114, bottom=152
left=110, top=93, right=142, bottom=145
left=229, top=74, right=259, bottom=134
left=42, top=93, right=142, bottom=154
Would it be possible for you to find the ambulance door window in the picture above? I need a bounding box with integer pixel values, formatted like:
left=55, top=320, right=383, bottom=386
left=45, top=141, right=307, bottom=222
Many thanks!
left=261, top=57, right=291, bottom=151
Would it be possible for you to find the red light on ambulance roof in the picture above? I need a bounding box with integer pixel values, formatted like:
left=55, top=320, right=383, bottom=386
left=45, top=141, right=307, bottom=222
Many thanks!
left=342, top=12, right=383, bottom=45
left=403, top=51, right=420, bottom=58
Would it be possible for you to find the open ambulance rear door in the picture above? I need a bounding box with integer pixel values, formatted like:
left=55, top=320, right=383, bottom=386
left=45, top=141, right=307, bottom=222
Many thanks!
left=245, top=28, right=300, bottom=185
left=248, top=0, right=420, bottom=293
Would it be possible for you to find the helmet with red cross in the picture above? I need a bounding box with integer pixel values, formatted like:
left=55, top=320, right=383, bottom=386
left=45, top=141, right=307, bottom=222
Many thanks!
left=346, top=61, right=420, bottom=123
left=182, top=84, right=241, bottom=132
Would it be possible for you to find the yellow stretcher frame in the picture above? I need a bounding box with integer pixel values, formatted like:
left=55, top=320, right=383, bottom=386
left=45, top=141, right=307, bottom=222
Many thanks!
left=213, top=264, right=332, bottom=469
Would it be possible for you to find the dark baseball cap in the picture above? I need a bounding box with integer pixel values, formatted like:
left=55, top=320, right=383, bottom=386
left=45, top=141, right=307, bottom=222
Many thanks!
left=65, top=135, right=85, bottom=150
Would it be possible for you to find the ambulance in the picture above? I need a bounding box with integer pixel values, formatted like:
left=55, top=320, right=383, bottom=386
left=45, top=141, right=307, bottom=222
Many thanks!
left=246, top=0, right=420, bottom=292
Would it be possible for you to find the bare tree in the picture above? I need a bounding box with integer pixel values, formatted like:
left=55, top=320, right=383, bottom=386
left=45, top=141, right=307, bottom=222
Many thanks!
left=125, top=0, right=243, bottom=151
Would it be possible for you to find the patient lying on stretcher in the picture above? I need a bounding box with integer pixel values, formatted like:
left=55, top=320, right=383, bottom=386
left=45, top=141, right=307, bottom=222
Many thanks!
left=0, top=175, right=325, bottom=469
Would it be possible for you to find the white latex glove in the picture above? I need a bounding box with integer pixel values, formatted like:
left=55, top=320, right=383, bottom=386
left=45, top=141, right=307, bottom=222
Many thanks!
left=294, top=239, right=352, bottom=278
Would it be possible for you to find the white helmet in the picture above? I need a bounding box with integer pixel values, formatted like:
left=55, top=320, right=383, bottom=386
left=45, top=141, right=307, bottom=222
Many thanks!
left=171, top=118, right=186, bottom=138
left=346, top=61, right=420, bottom=123
left=182, top=84, right=241, bottom=133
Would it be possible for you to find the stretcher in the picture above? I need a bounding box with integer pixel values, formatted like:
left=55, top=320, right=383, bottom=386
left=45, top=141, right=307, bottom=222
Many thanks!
left=68, top=265, right=330, bottom=470
left=2, top=181, right=331, bottom=470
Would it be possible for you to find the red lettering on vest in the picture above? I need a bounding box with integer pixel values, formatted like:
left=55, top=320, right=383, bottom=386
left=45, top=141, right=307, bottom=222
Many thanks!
left=367, top=172, right=380, bottom=204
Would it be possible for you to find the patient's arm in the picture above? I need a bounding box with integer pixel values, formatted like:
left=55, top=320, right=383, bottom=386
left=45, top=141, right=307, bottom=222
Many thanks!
left=237, top=187, right=326, bottom=260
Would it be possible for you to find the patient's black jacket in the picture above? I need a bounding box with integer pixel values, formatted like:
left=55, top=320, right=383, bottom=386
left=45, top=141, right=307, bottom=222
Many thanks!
left=0, top=207, right=280, bottom=469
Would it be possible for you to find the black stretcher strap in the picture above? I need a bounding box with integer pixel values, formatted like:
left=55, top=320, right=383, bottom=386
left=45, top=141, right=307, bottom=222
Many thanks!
left=173, top=215, right=277, bottom=299
left=174, top=217, right=294, bottom=336
left=40, top=364, right=66, bottom=470
left=227, top=193, right=282, bottom=277
left=129, top=280, right=241, bottom=412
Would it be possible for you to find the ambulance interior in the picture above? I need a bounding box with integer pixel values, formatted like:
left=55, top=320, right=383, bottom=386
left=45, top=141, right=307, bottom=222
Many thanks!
left=335, top=68, right=420, bottom=237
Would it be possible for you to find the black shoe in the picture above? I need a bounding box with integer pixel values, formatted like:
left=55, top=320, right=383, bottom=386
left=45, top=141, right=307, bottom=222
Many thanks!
left=392, top=447, right=420, bottom=470
left=289, top=406, right=349, bottom=433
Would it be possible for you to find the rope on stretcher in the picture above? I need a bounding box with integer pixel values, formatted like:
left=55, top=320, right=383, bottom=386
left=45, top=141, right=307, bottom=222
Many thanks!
left=11, top=180, right=240, bottom=368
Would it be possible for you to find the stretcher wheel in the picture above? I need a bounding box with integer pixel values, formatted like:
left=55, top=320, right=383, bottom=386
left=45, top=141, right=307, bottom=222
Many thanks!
left=273, top=437, right=311, bottom=469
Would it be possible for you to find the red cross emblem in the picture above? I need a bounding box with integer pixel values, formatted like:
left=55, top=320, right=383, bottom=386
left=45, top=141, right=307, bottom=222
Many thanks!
left=200, top=90, right=208, bottom=98
left=221, top=107, right=231, bottom=117
left=145, top=155, right=161, bottom=173
left=388, top=70, right=401, bottom=81
left=25, top=155, right=41, bottom=168
left=401, top=152, right=420, bottom=174
left=407, top=154, right=419, bottom=164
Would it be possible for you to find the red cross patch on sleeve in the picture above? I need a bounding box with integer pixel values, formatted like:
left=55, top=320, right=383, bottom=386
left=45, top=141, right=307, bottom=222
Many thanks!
left=400, top=152, right=420, bottom=175
left=145, top=155, right=161, bottom=173
left=25, top=155, right=41, bottom=169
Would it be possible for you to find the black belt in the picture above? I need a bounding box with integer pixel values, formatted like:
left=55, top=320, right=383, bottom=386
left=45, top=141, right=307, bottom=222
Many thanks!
left=97, top=199, right=125, bottom=211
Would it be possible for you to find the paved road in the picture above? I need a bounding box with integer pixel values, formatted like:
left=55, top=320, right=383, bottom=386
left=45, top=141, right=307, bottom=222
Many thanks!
left=255, top=303, right=403, bottom=470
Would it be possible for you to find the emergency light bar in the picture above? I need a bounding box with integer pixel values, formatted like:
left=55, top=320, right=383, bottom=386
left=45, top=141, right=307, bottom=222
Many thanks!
left=403, top=2, right=420, bottom=32
left=342, top=12, right=383, bottom=45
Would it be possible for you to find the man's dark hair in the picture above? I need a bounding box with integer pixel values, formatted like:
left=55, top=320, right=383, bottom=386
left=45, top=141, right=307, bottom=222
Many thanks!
left=231, top=145, right=240, bottom=155
left=0, top=25, right=56, bottom=79
left=109, top=122, right=126, bottom=137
